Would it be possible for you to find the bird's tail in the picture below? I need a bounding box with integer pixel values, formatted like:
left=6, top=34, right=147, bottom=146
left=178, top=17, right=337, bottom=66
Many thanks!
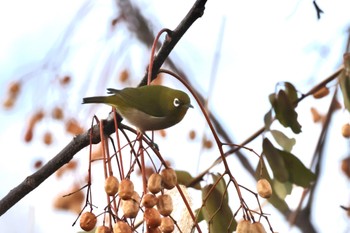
left=82, top=96, right=108, bottom=104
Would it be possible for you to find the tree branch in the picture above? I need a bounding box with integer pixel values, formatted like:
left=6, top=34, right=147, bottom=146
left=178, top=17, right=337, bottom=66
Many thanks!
left=0, top=119, right=118, bottom=216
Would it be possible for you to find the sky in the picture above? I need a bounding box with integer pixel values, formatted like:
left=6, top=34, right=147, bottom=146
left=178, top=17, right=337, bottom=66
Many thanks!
left=0, top=0, right=350, bottom=232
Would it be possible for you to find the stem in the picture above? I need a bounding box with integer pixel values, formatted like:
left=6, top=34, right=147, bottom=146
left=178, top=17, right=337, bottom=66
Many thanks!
left=138, top=139, right=147, bottom=194
left=147, top=28, right=172, bottom=85
left=112, top=107, right=125, bottom=179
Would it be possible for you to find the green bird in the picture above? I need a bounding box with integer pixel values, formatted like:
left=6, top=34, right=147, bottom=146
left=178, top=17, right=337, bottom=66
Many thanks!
left=82, top=85, right=193, bottom=132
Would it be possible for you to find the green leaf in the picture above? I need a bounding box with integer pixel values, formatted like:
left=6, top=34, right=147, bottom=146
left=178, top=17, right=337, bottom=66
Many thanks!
left=262, top=138, right=289, bottom=182
left=279, top=150, right=316, bottom=187
left=268, top=93, right=276, bottom=106
left=264, top=109, right=273, bottom=130
left=270, top=129, right=296, bottom=152
left=175, top=170, right=201, bottom=190
left=211, top=174, right=228, bottom=204
left=339, top=70, right=350, bottom=112
left=284, top=82, right=298, bottom=105
left=272, top=179, right=293, bottom=200
left=195, top=208, right=204, bottom=223
left=202, top=184, right=236, bottom=233
left=271, top=90, right=302, bottom=134
left=263, top=138, right=315, bottom=187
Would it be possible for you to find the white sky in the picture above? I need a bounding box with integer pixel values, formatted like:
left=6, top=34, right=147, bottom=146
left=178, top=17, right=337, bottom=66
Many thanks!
left=0, top=0, right=350, bottom=232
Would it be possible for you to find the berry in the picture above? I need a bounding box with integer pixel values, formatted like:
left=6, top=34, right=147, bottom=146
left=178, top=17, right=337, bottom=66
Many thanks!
left=157, top=194, right=173, bottom=216
left=257, top=178, right=272, bottom=198
left=341, top=123, right=350, bottom=138
left=104, top=176, right=119, bottom=196
left=113, top=221, right=132, bottom=233
left=160, top=217, right=174, bottom=233
left=148, top=173, right=162, bottom=194
left=236, top=220, right=251, bottom=233
left=161, top=168, right=177, bottom=190
left=144, top=208, right=161, bottom=228
left=142, top=193, right=158, bottom=208
left=118, top=179, right=134, bottom=200
left=79, top=212, right=97, bottom=231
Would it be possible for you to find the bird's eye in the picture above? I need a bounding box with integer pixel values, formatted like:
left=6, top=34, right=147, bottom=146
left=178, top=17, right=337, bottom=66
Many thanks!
left=173, top=98, right=181, bottom=107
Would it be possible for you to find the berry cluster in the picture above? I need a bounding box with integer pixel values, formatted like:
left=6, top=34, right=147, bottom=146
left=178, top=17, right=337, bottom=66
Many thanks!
left=79, top=166, right=179, bottom=233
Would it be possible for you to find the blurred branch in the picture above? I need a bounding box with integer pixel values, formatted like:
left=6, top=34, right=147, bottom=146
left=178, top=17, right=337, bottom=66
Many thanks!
left=0, top=0, right=207, bottom=216
left=288, top=90, right=339, bottom=233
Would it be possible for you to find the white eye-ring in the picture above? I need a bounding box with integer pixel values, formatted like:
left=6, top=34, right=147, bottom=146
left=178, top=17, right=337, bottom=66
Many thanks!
left=173, top=98, right=181, bottom=107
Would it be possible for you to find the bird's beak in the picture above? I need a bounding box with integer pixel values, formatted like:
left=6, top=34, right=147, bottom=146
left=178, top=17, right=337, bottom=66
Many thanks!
left=186, top=103, right=194, bottom=109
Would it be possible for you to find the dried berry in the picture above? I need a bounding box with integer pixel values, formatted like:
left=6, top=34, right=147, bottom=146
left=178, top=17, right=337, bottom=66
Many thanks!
left=160, top=217, right=174, bottom=233
left=159, top=129, right=167, bottom=138
left=3, top=97, right=15, bottom=109
left=52, top=107, right=64, bottom=120
left=105, top=176, right=119, bottom=196
left=142, top=193, right=158, bottom=208
left=27, top=110, right=44, bottom=135
left=8, top=81, right=21, bottom=96
left=95, top=225, right=112, bottom=233
left=236, top=220, right=251, bottom=233
left=79, top=212, right=97, bottom=231
left=30, top=110, right=45, bottom=128
left=144, top=208, right=161, bottom=228
left=310, top=107, right=322, bottom=123
left=119, top=69, right=129, bottom=83
left=148, top=173, right=162, bottom=194
left=257, top=178, right=272, bottom=198
left=251, top=222, right=267, bottom=233
left=341, top=123, right=350, bottom=138
left=147, top=227, right=162, bottom=233
left=203, top=139, right=213, bottom=149
left=53, top=185, right=84, bottom=214
left=113, top=221, right=132, bottom=233
left=66, top=160, right=77, bottom=170
left=118, top=179, right=134, bottom=200
left=157, top=194, right=173, bottom=216
left=24, top=128, right=33, bottom=143
left=189, top=130, right=196, bottom=140
left=91, top=144, right=104, bottom=161
left=341, top=157, right=350, bottom=178
left=56, top=161, right=77, bottom=177
left=60, top=75, right=71, bottom=85
left=43, top=131, right=53, bottom=145
left=161, top=168, right=177, bottom=190
left=33, top=159, right=43, bottom=169
left=122, top=191, right=140, bottom=218
left=313, top=86, right=329, bottom=99
left=65, top=118, right=84, bottom=135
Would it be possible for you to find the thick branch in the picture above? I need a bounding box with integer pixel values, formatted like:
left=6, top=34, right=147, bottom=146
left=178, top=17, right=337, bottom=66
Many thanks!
left=0, top=0, right=207, bottom=216
left=0, top=119, right=115, bottom=216
left=138, top=0, right=207, bottom=85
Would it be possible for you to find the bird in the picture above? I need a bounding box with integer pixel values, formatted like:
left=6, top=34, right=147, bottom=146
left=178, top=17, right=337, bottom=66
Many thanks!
left=82, top=85, right=193, bottom=132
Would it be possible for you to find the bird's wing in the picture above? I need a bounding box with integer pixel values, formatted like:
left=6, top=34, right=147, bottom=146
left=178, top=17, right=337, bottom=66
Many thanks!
left=117, top=87, right=167, bottom=117
left=106, top=88, right=121, bottom=94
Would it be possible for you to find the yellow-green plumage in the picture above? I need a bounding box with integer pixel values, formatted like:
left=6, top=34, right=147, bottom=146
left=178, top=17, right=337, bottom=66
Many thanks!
left=82, top=85, right=192, bottom=132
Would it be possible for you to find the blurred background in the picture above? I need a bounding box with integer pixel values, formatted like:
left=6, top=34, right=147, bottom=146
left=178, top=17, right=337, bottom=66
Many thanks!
left=0, top=0, right=349, bottom=232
